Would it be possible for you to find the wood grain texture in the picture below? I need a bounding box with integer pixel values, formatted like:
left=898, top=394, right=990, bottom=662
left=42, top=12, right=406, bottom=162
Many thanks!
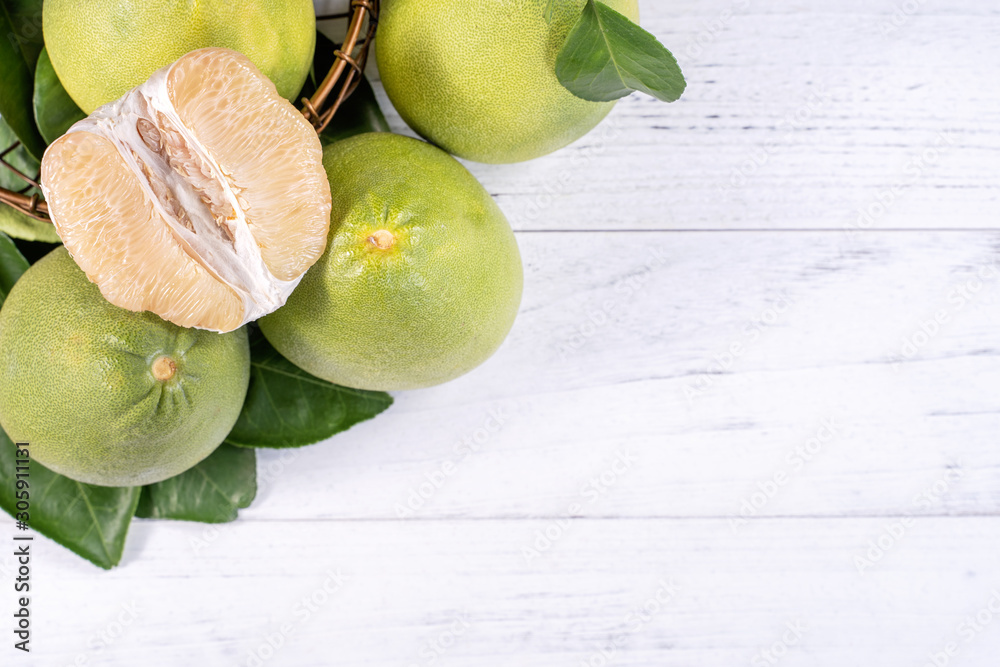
left=319, top=0, right=1000, bottom=231
left=238, top=231, right=1000, bottom=522
left=14, top=2, right=998, bottom=666
left=14, top=519, right=1000, bottom=666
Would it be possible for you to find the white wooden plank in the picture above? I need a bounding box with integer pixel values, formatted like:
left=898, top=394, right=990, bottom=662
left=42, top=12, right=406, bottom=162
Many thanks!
left=318, top=0, right=1000, bottom=231
left=203, top=230, right=1000, bottom=521
left=16, top=518, right=1000, bottom=666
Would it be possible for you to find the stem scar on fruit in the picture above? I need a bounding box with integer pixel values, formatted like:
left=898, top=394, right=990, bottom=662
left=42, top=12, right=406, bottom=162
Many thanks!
left=152, top=355, right=178, bottom=382
left=368, top=229, right=395, bottom=250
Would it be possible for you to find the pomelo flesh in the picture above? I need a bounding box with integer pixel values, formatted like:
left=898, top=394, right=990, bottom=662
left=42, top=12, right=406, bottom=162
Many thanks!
left=40, top=48, right=331, bottom=333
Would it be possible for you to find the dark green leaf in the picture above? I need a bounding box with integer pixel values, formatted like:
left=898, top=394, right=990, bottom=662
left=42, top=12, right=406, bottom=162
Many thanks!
left=0, top=230, right=28, bottom=303
left=135, top=444, right=256, bottom=523
left=301, top=31, right=389, bottom=146
left=0, top=0, right=47, bottom=159
left=318, top=76, right=391, bottom=146
left=0, top=206, right=59, bottom=243
left=0, top=115, right=57, bottom=243
left=33, top=47, right=86, bottom=145
left=555, top=0, right=686, bottom=104
left=0, top=428, right=140, bottom=569
left=12, top=238, right=60, bottom=264
left=0, top=0, right=42, bottom=64
left=0, top=145, right=58, bottom=243
left=0, top=113, right=38, bottom=191
left=227, top=333, right=393, bottom=449
left=0, top=105, right=62, bottom=244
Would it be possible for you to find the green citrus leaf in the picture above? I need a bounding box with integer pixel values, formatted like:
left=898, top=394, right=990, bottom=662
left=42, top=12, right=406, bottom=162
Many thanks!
left=0, top=0, right=41, bottom=64
left=0, top=0, right=47, bottom=159
left=555, top=0, right=686, bottom=104
left=0, top=206, right=59, bottom=243
left=135, top=444, right=256, bottom=523
left=0, top=95, right=56, bottom=242
left=302, top=31, right=389, bottom=146
left=0, top=113, right=39, bottom=191
left=0, top=230, right=28, bottom=304
left=12, top=238, right=61, bottom=265
left=0, top=428, right=140, bottom=569
left=226, top=332, right=393, bottom=449
left=33, top=47, right=86, bottom=145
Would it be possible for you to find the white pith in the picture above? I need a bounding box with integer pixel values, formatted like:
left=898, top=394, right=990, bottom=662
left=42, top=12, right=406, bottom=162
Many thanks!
left=41, top=60, right=301, bottom=326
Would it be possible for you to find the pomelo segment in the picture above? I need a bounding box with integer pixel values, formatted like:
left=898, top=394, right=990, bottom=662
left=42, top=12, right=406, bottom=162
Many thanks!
left=40, top=48, right=331, bottom=332
left=42, top=132, right=246, bottom=332
left=168, top=49, right=330, bottom=282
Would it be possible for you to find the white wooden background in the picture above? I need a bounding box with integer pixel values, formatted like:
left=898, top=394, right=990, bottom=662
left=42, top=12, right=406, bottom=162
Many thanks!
left=9, top=1, right=1000, bottom=665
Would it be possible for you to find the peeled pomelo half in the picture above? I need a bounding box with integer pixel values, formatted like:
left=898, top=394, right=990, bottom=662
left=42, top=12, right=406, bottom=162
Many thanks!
left=40, top=47, right=331, bottom=332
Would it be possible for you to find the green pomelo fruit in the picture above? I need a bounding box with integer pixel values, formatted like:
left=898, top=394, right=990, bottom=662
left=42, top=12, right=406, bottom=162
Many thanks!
left=43, top=0, right=316, bottom=114
left=376, top=0, right=640, bottom=164
left=0, top=248, right=250, bottom=487
left=259, top=133, right=523, bottom=391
